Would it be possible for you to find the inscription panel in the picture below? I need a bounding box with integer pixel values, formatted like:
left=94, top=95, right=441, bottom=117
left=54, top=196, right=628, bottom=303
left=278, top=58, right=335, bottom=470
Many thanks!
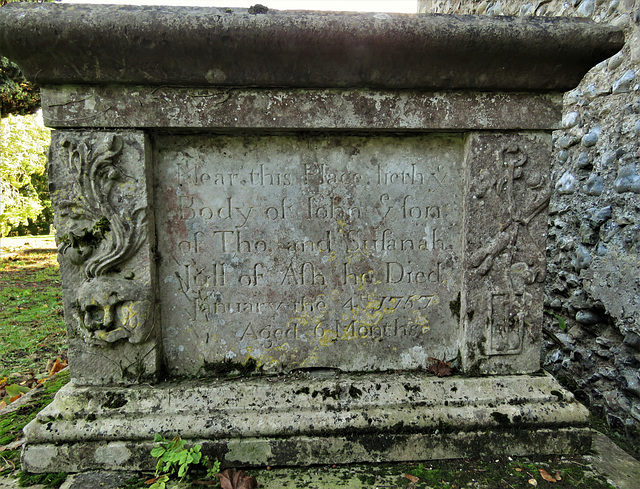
left=155, top=134, right=463, bottom=375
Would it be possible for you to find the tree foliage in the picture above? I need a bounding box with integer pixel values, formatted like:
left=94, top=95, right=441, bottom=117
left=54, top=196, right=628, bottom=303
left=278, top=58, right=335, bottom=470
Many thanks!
left=0, top=57, right=41, bottom=118
left=0, top=0, right=57, bottom=7
left=1, top=0, right=59, bottom=117
left=0, top=111, right=51, bottom=237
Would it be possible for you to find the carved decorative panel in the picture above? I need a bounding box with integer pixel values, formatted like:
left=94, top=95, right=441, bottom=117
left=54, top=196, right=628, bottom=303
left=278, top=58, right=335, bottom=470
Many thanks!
left=461, top=133, right=552, bottom=374
left=49, top=131, right=158, bottom=384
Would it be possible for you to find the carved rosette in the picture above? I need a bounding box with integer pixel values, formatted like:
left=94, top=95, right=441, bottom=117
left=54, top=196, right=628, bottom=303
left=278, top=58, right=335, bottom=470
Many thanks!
left=52, top=133, right=153, bottom=347
left=462, top=133, right=552, bottom=374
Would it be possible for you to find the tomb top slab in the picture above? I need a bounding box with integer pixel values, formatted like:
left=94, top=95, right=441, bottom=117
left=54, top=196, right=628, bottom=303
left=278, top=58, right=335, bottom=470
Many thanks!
left=0, top=4, right=623, bottom=91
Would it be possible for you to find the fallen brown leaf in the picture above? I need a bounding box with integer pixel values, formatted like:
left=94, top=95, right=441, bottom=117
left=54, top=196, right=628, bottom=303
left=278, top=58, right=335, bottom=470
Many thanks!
left=539, top=468, right=556, bottom=483
left=144, top=477, right=157, bottom=485
left=215, top=469, right=257, bottom=489
left=48, top=358, right=68, bottom=377
left=405, top=473, right=420, bottom=483
left=427, top=355, right=453, bottom=377
left=9, top=394, right=22, bottom=403
left=528, top=478, right=538, bottom=486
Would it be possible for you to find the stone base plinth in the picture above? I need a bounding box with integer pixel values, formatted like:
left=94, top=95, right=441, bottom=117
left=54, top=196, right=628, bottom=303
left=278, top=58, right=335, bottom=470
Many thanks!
left=22, top=372, right=591, bottom=472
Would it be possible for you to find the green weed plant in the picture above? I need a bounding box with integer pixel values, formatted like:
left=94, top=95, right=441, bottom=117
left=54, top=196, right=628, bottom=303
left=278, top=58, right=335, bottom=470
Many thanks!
left=545, top=310, right=568, bottom=331
left=150, top=434, right=220, bottom=488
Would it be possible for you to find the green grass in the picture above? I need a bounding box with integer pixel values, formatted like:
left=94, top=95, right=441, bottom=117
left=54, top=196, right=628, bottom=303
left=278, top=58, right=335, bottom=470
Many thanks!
left=247, top=456, right=618, bottom=489
left=404, top=457, right=616, bottom=488
left=0, top=240, right=69, bottom=487
left=0, top=248, right=67, bottom=380
left=0, top=369, right=70, bottom=480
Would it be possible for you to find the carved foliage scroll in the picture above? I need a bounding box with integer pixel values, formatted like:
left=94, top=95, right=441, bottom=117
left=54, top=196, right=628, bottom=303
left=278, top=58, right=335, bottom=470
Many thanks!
left=53, top=133, right=153, bottom=346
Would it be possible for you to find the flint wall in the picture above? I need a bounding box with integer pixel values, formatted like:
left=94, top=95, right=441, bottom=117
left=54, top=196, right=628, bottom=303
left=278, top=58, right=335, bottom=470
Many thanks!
left=419, top=0, right=640, bottom=451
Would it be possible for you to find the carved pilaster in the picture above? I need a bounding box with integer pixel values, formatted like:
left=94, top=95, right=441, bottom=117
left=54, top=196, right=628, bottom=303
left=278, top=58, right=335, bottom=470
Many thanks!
left=49, top=131, right=159, bottom=385
left=461, top=133, right=552, bottom=374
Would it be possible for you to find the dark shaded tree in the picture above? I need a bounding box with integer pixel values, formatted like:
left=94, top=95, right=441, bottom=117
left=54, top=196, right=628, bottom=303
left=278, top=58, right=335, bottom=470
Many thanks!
left=0, top=56, right=41, bottom=118
left=1, top=0, right=59, bottom=118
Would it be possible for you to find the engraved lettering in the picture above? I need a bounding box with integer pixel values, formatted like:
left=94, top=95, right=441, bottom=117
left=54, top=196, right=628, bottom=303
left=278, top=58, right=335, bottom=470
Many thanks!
left=294, top=297, right=327, bottom=313
left=342, top=263, right=375, bottom=286
left=174, top=262, right=226, bottom=294
left=385, top=261, right=442, bottom=284
left=378, top=193, right=394, bottom=220
left=311, top=318, right=427, bottom=342
left=402, top=195, right=441, bottom=219
left=282, top=262, right=326, bottom=286
left=343, top=228, right=443, bottom=253
left=250, top=164, right=292, bottom=186
left=265, top=197, right=293, bottom=220
left=284, top=231, right=332, bottom=253
left=157, top=135, right=463, bottom=372
left=178, top=196, right=195, bottom=219
left=178, top=231, right=205, bottom=253
left=182, top=197, right=254, bottom=227
left=304, top=163, right=361, bottom=185
left=238, top=263, right=266, bottom=286
left=377, top=164, right=424, bottom=185
left=307, top=195, right=362, bottom=221
left=241, top=322, right=299, bottom=348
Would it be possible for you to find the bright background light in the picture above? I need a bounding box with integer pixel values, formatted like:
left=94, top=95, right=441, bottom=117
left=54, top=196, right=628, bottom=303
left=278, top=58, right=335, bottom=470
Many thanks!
left=59, top=0, right=419, bottom=14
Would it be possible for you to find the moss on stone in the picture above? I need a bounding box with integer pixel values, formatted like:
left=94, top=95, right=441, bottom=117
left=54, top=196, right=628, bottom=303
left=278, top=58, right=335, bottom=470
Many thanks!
left=202, top=357, right=261, bottom=378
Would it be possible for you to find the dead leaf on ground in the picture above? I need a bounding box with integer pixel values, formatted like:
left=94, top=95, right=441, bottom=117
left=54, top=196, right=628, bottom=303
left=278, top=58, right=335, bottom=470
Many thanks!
left=48, top=358, right=68, bottom=377
left=9, top=393, right=23, bottom=403
left=1, top=356, right=68, bottom=409
left=528, top=478, right=538, bottom=486
left=215, top=469, right=257, bottom=489
left=144, top=477, right=158, bottom=485
left=427, top=355, right=453, bottom=377
left=539, top=468, right=557, bottom=483
left=405, top=473, right=420, bottom=483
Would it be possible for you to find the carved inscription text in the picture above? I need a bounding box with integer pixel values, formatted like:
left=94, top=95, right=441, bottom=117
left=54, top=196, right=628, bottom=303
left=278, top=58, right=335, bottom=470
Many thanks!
left=155, top=134, right=463, bottom=374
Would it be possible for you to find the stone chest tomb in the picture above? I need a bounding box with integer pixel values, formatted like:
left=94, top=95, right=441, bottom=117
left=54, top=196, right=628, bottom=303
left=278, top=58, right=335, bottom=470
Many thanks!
left=0, top=4, right=623, bottom=472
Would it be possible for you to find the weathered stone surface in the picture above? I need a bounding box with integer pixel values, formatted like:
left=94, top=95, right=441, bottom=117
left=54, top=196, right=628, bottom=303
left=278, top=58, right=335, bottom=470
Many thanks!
left=40, top=86, right=563, bottom=131
left=156, top=134, right=462, bottom=375
left=22, top=373, right=590, bottom=471
left=0, top=4, right=623, bottom=90
left=582, top=254, right=640, bottom=334
left=460, top=133, right=552, bottom=374
left=0, top=2, right=620, bottom=473
left=59, top=471, right=138, bottom=489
